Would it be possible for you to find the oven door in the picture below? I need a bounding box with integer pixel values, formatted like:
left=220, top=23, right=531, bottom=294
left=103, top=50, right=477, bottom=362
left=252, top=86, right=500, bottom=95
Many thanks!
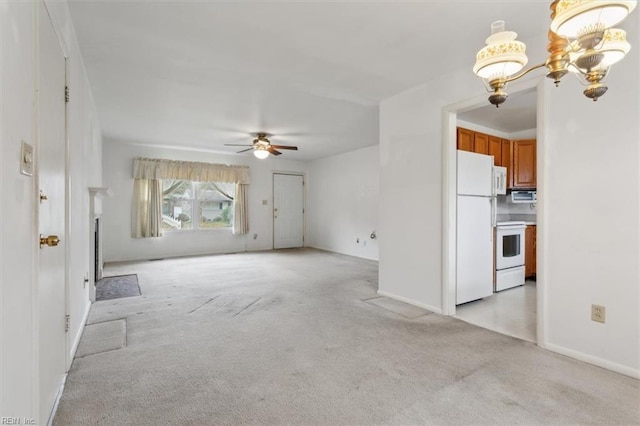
left=496, top=226, right=525, bottom=270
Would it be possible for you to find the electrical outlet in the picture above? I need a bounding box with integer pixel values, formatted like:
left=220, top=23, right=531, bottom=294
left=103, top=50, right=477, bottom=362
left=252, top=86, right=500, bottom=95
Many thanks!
left=591, top=304, right=606, bottom=323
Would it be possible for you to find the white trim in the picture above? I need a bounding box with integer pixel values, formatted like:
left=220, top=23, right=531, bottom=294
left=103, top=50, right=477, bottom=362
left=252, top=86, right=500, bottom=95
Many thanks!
left=45, top=373, right=67, bottom=426
left=535, top=78, right=548, bottom=346
left=43, top=0, right=70, bottom=58
left=542, top=342, right=640, bottom=379
left=440, top=77, right=542, bottom=323
left=68, top=300, right=91, bottom=369
left=377, top=290, right=443, bottom=315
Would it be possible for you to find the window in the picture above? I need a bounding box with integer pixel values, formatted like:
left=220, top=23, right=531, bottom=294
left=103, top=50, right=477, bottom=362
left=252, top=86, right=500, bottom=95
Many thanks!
left=162, top=180, right=235, bottom=230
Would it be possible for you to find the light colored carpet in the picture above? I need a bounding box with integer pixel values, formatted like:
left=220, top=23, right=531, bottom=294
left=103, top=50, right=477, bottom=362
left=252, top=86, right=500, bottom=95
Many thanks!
left=75, top=319, right=127, bottom=358
left=54, top=249, right=640, bottom=425
left=364, top=296, right=430, bottom=319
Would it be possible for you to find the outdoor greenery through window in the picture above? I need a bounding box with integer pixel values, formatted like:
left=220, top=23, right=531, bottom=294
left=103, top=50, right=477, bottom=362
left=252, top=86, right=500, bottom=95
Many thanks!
left=162, top=180, right=235, bottom=230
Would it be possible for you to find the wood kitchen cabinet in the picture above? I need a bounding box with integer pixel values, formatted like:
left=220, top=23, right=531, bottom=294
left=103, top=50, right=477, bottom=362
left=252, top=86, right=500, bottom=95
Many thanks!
left=525, top=225, right=537, bottom=278
left=457, top=127, right=474, bottom=151
left=457, top=129, right=536, bottom=190
left=512, top=139, right=536, bottom=188
left=488, top=135, right=502, bottom=164
left=473, top=132, right=489, bottom=155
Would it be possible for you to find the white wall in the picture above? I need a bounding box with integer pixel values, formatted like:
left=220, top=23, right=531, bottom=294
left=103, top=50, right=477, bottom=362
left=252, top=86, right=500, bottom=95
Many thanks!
left=379, top=66, right=487, bottom=313
left=1, top=0, right=102, bottom=420
left=539, top=12, right=639, bottom=376
left=306, top=146, right=379, bottom=260
left=1, top=2, right=39, bottom=418
left=102, top=140, right=308, bottom=262
left=379, top=16, right=639, bottom=375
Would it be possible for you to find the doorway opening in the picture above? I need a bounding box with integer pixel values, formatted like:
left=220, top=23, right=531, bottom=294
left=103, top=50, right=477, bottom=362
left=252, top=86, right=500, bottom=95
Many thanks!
left=442, top=79, right=543, bottom=344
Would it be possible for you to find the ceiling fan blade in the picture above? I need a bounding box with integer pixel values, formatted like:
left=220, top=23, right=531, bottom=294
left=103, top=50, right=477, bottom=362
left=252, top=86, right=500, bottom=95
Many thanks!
left=237, top=148, right=254, bottom=153
left=225, top=144, right=254, bottom=147
left=270, top=145, right=298, bottom=150
left=267, top=147, right=282, bottom=156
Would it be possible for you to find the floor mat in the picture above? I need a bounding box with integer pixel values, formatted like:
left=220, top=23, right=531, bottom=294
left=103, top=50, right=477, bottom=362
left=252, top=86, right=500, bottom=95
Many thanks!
left=75, top=319, right=126, bottom=358
left=96, top=274, right=141, bottom=301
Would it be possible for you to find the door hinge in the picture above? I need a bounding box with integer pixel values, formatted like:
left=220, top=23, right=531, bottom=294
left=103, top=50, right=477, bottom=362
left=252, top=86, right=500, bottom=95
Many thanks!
left=65, top=314, right=70, bottom=332
left=65, top=86, right=70, bottom=103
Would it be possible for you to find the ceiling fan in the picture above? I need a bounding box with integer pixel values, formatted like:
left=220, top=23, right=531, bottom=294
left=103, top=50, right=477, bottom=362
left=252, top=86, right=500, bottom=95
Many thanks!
left=225, top=133, right=298, bottom=159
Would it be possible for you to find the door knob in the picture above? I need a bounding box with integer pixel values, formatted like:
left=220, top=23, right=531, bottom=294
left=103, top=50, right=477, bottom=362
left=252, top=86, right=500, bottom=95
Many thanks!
left=40, top=234, right=60, bottom=248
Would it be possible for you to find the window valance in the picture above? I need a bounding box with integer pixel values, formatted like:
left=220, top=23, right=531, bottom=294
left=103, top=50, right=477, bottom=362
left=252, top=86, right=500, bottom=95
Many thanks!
left=133, top=157, right=250, bottom=184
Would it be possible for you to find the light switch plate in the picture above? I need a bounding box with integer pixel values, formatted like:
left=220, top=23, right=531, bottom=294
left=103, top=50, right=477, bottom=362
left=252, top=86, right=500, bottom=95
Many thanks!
left=20, top=141, right=34, bottom=176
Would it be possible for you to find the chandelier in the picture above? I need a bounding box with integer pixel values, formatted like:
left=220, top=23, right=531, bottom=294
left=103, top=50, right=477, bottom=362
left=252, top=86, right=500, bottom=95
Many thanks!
left=473, top=0, right=637, bottom=107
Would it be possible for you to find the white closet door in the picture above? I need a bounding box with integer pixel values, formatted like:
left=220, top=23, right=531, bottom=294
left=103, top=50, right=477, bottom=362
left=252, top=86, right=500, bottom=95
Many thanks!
left=38, top=4, right=68, bottom=424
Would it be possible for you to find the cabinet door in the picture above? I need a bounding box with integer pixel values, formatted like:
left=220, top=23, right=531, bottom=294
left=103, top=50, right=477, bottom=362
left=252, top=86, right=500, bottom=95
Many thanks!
left=525, top=225, right=536, bottom=278
left=489, top=135, right=502, bottom=165
left=473, top=132, right=489, bottom=155
left=513, top=139, right=536, bottom=188
left=457, top=127, right=473, bottom=152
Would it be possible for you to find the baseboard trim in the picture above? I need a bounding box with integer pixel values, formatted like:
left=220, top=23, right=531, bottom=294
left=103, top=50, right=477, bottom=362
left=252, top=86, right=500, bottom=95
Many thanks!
left=69, top=300, right=91, bottom=367
left=46, top=372, right=67, bottom=426
left=542, top=342, right=639, bottom=379
left=377, top=290, right=443, bottom=314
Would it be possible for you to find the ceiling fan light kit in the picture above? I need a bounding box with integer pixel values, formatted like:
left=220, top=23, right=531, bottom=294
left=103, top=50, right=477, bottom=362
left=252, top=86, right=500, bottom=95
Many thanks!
left=473, top=0, right=637, bottom=107
left=224, top=133, right=299, bottom=159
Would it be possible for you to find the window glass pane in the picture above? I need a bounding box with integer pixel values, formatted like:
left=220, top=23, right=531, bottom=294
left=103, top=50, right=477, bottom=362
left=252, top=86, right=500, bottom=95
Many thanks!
left=200, top=200, right=233, bottom=228
left=165, top=200, right=193, bottom=229
left=197, top=182, right=235, bottom=201
left=198, top=182, right=235, bottom=229
left=163, top=180, right=193, bottom=199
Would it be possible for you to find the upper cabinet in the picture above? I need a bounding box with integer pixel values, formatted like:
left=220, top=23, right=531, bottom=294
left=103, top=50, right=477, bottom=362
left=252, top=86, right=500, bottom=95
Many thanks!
left=473, top=132, right=489, bottom=155
left=457, top=127, right=474, bottom=151
left=512, top=139, right=536, bottom=188
left=488, top=135, right=502, bottom=165
left=457, top=127, right=536, bottom=189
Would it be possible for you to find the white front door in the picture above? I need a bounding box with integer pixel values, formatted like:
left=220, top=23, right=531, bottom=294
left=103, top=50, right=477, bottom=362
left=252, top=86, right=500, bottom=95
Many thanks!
left=38, top=5, right=68, bottom=423
left=273, top=174, right=304, bottom=249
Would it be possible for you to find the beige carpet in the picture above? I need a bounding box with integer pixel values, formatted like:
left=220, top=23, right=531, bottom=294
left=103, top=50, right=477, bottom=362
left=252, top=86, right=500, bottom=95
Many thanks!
left=54, top=249, right=640, bottom=425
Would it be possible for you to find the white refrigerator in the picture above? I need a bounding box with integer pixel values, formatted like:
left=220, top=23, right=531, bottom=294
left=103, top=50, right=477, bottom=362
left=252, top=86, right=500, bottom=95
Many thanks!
left=456, top=150, right=495, bottom=305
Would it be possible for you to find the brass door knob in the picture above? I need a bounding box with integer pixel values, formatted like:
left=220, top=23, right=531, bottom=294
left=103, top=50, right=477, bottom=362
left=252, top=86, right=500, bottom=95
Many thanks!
left=40, top=235, right=60, bottom=248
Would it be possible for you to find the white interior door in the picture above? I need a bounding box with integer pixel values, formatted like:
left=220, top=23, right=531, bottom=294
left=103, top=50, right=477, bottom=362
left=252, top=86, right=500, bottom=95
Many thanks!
left=38, top=5, right=68, bottom=423
left=273, top=174, right=304, bottom=249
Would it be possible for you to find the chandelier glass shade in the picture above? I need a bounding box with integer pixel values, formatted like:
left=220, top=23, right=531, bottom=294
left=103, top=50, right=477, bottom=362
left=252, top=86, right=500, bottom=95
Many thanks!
left=473, top=22, right=528, bottom=80
left=473, top=0, right=637, bottom=107
left=550, top=0, right=637, bottom=38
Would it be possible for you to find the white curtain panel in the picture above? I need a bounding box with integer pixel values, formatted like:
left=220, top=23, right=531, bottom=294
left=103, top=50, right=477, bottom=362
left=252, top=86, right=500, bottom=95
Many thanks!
left=131, top=178, right=163, bottom=238
left=233, top=183, right=249, bottom=235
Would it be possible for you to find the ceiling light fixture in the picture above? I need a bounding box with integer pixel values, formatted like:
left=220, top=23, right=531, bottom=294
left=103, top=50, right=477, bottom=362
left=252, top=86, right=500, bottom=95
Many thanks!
left=473, top=0, right=637, bottom=107
left=253, top=146, right=270, bottom=159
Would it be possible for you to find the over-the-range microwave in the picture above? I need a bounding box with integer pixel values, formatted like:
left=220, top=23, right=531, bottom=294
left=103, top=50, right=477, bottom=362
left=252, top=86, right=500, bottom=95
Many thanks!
left=511, top=190, right=537, bottom=203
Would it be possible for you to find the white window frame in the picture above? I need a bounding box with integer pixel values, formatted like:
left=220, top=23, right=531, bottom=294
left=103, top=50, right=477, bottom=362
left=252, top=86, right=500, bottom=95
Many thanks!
left=162, top=180, right=234, bottom=231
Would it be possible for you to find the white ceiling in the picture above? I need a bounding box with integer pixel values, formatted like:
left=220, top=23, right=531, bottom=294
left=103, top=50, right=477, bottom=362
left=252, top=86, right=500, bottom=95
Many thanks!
left=68, top=0, right=550, bottom=161
left=458, top=89, right=537, bottom=133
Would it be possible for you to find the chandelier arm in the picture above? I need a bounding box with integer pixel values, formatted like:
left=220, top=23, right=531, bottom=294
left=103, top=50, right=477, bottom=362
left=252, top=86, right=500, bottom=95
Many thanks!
left=503, top=62, right=547, bottom=84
